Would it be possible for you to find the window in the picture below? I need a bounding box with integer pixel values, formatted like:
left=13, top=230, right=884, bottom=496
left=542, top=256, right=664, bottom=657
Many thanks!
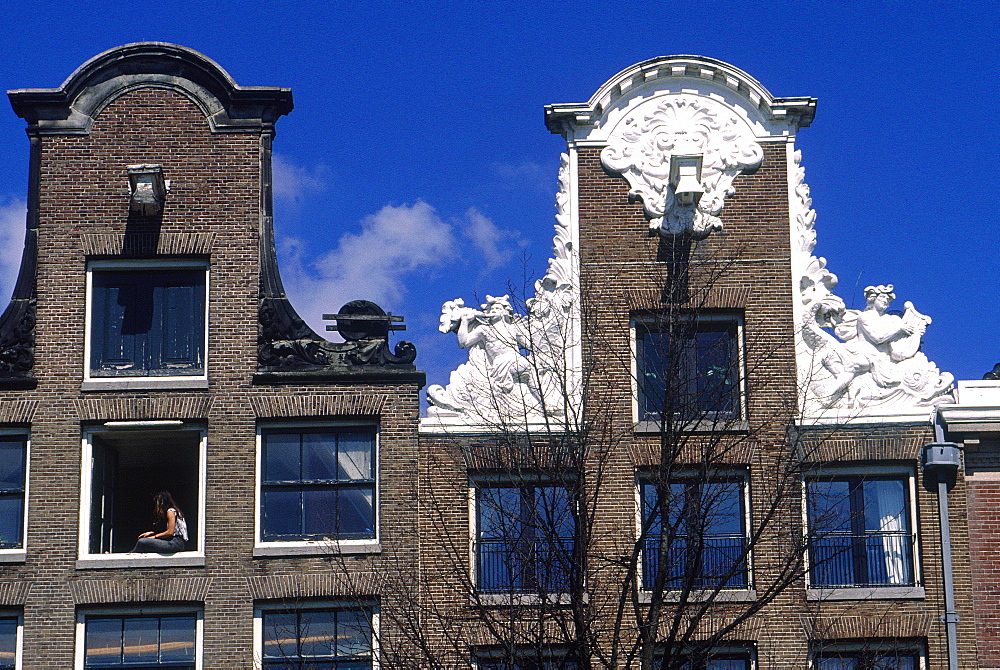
left=260, top=606, right=374, bottom=668
left=0, top=615, right=18, bottom=670
left=813, top=641, right=923, bottom=669
left=475, top=483, right=576, bottom=594
left=87, top=261, right=207, bottom=379
left=259, top=427, right=376, bottom=543
left=806, top=475, right=916, bottom=588
left=0, top=435, right=27, bottom=554
left=79, top=424, right=204, bottom=564
left=641, top=479, right=748, bottom=590
left=478, top=658, right=579, bottom=669
left=676, top=653, right=752, bottom=669
left=81, top=612, right=197, bottom=669
left=634, top=315, right=742, bottom=422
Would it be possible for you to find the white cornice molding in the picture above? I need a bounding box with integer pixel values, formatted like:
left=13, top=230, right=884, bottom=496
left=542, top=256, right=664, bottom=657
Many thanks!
left=545, top=55, right=816, bottom=141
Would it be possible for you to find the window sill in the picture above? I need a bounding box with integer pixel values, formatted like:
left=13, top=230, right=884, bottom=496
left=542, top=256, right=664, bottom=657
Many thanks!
left=637, top=588, right=756, bottom=603
left=253, top=540, right=381, bottom=557
left=76, top=552, right=205, bottom=569
left=806, top=586, right=925, bottom=601
left=634, top=419, right=749, bottom=434
left=0, top=549, right=26, bottom=564
left=82, top=378, right=209, bottom=391
left=473, top=592, right=582, bottom=606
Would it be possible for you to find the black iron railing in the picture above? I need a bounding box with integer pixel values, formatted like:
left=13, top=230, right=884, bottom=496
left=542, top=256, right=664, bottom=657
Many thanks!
left=642, top=536, right=748, bottom=589
left=477, top=539, right=574, bottom=593
left=808, top=532, right=915, bottom=587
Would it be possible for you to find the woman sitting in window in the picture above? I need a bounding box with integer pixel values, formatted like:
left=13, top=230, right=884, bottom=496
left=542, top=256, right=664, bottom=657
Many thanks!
left=131, top=491, right=188, bottom=553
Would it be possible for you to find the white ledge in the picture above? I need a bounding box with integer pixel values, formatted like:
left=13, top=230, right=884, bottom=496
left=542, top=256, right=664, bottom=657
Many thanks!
left=0, top=550, right=26, bottom=564
left=472, top=592, right=580, bottom=607
left=806, top=586, right=925, bottom=601
left=76, top=552, right=205, bottom=569
left=634, top=419, right=749, bottom=434
left=253, top=540, right=381, bottom=557
left=419, top=417, right=572, bottom=435
left=796, top=411, right=934, bottom=427
left=82, top=378, right=209, bottom=391
left=638, top=588, right=757, bottom=604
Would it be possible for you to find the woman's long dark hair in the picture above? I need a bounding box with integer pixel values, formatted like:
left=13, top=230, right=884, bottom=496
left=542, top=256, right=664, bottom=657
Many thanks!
left=152, top=491, right=184, bottom=522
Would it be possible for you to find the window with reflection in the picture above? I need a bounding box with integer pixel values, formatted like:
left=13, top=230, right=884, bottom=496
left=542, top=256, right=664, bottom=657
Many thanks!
left=0, top=616, right=16, bottom=670
left=260, top=427, right=376, bottom=542
left=83, top=613, right=196, bottom=669
left=641, top=479, right=748, bottom=589
left=807, top=475, right=915, bottom=588
left=0, top=436, right=26, bottom=551
left=476, top=484, right=576, bottom=594
left=261, top=607, right=373, bottom=668
left=814, top=644, right=921, bottom=669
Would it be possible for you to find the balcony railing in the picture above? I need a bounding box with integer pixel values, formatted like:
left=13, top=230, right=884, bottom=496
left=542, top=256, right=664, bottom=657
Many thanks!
left=477, top=539, right=574, bottom=593
left=642, top=535, right=748, bottom=589
left=808, top=532, right=915, bottom=587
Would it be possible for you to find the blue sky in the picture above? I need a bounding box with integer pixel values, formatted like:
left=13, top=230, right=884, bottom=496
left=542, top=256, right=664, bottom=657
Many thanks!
left=0, top=1, right=997, bottom=396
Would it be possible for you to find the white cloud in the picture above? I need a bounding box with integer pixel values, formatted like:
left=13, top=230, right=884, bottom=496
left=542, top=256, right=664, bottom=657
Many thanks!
left=459, top=207, right=520, bottom=272
left=0, top=200, right=26, bottom=304
left=272, top=153, right=329, bottom=207
left=278, top=200, right=458, bottom=334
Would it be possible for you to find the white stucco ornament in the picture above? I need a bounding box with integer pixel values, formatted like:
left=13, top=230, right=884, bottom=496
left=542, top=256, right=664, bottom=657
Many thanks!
left=600, top=94, right=763, bottom=239
left=792, top=151, right=954, bottom=416
left=426, top=154, right=578, bottom=425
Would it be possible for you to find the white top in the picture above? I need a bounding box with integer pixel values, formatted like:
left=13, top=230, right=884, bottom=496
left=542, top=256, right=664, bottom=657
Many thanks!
left=170, top=509, right=189, bottom=541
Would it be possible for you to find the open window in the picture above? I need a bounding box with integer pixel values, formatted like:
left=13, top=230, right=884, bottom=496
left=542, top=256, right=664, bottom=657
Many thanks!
left=85, top=260, right=208, bottom=389
left=79, top=423, right=205, bottom=567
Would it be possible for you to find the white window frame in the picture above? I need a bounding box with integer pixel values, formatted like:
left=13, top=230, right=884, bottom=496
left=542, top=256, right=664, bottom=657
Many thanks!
left=83, top=258, right=209, bottom=391
left=629, top=312, right=747, bottom=431
left=809, top=639, right=926, bottom=669
left=802, top=463, right=923, bottom=600
left=468, top=475, right=578, bottom=605
left=634, top=470, right=756, bottom=602
left=74, top=605, right=203, bottom=670
left=0, top=430, right=29, bottom=564
left=253, top=421, right=381, bottom=557
left=76, top=422, right=207, bottom=568
left=0, top=610, right=22, bottom=670
left=252, top=600, right=379, bottom=670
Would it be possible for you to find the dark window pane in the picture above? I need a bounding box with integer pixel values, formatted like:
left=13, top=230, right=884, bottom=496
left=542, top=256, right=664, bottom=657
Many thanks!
left=301, top=433, right=339, bottom=481
left=301, top=488, right=338, bottom=537
left=121, top=616, right=159, bottom=664
left=85, top=618, right=122, bottom=666
left=335, top=487, right=375, bottom=538
left=0, top=618, right=16, bottom=669
left=0, top=497, right=23, bottom=548
left=263, top=489, right=303, bottom=538
left=159, top=615, right=196, bottom=663
left=263, top=611, right=298, bottom=659
left=0, top=440, right=25, bottom=489
left=298, top=610, right=336, bottom=657
left=336, top=610, right=372, bottom=657
left=264, top=433, right=301, bottom=482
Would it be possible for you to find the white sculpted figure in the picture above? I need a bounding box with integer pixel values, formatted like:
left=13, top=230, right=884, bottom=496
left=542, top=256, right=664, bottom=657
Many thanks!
left=426, top=154, right=578, bottom=425
left=803, top=284, right=953, bottom=411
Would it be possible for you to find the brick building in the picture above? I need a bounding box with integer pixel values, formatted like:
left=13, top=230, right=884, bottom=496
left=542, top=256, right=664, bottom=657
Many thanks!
left=0, top=45, right=984, bottom=668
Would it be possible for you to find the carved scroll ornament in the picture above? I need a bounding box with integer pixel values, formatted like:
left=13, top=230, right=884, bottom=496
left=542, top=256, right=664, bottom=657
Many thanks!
left=600, top=94, right=763, bottom=239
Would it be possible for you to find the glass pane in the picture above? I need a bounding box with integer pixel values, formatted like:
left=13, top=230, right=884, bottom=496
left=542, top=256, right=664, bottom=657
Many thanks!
left=158, top=615, right=196, bottom=663
left=122, top=616, right=159, bottom=664
left=873, top=654, right=917, bottom=669
left=479, top=487, right=521, bottom=540
left=264, top=433, right=301, bottom=482
left=85, top=617, right=122, bottom=666
left=337, top=433, right=373, bottom=480
left=694, top=325, right=738, bottom=413
left=864, top=479, right=908, bottom=533
left=703, top=482, right=743, bottom=536
left=299, top=610, right=336, bottom=657
left=263, top=489, right=303, bottom=538
left=707, top=658, right=751, bottom=669
left=336, top=610, right=372, bottom=657
left=638, top=329, right=669, bottom=419
left=642, top=483, right=661, bottom=535
left=0, top=497, right=23, bottom=548
left=302, top=433, right=339, bottom=481
left=0, top=618, right=16, bottom=667
left=0, top=440, right=24, bottom=489
left=808, top=480, right=852, bottom=533
left=335, top=487, right=375, bottom=538
left=815, top=658, right=858, bottom=670
left=302, top=488, right=338, bottom=536
left=263, top=611, right=298, bottom=659
left=535, top=487, right=574, bottom=539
